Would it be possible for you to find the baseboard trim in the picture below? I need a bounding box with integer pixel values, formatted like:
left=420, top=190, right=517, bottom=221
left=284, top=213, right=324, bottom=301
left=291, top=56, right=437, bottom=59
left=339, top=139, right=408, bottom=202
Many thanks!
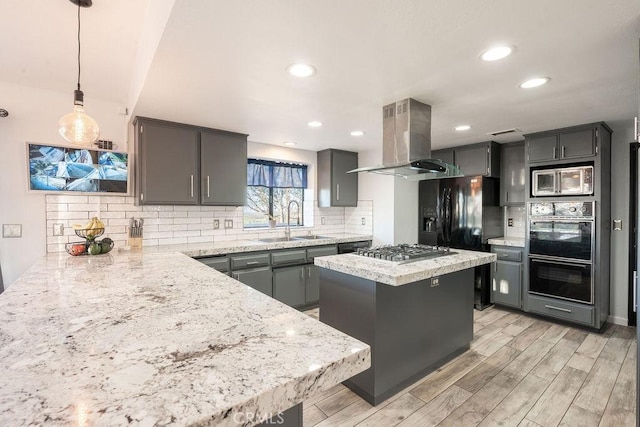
left=607, top=315, right=629, bottom=326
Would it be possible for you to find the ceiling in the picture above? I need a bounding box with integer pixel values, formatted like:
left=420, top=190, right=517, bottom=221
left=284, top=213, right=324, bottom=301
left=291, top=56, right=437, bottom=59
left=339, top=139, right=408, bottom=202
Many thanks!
left=2, top=0, right=640, bottom=153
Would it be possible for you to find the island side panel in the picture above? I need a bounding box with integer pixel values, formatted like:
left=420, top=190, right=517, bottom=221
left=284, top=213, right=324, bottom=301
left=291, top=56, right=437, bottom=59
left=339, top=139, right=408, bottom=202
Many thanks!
left=319, top=268, right=474, bottom=405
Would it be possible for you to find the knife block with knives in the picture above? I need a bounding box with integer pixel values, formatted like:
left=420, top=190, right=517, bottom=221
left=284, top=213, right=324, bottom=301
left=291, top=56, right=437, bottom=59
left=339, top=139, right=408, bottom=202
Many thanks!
left=128, top=217, right=143, bottom=248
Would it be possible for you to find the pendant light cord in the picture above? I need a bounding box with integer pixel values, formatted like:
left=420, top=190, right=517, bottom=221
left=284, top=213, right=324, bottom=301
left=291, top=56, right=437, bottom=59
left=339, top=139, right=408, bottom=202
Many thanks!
left=77, top=1, right=81, bottom=91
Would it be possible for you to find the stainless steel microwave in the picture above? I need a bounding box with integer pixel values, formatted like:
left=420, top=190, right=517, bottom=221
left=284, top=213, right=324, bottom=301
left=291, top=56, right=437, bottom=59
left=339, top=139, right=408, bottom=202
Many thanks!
left=532, top=166, right=594, bottom=196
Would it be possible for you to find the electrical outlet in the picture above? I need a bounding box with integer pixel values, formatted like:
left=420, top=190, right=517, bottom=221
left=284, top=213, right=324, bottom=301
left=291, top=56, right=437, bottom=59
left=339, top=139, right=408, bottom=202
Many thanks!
left=2, top=224, right=22, bottom=238
left=213, top=219, right=220, bottom=230
left=224, top=219, right=233, bottom=229
left=508, top=218, right=514, bottom=227
left=53, top=223, right=64, bottom=236
left=321, top=217, right=326, bottom=225
left=361, top=217, right=366, bottom=225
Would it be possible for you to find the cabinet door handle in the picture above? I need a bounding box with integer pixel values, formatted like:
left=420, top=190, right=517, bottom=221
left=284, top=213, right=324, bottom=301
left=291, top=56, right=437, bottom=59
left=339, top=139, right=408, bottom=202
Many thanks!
left=552, top=146, right=557, bottom=159
left=635, top=117, right=639, bottom=141
left=486, top=147, right=490, bottom=175
left=494, top=262, right=497, bottom=272
left=544, top=304, right=572, bottom=313
left=190, top=175, right=194, bottom=198
left=206, top=176, right=210, bottom=198
left=336, top=184, right=340, bottom=201
left=506, top=191, right=509, bottom=202
left=246, top=261, right=259, bottom=265
left=561, top=145, right=566, bottom=158
left=300, top=269, right=304, bottom=280
left=308, top=267, right=311, bottom=278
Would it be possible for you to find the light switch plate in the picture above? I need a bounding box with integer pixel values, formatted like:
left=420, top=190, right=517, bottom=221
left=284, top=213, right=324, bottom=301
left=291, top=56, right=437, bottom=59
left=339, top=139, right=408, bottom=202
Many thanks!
left=321, top=217, right=326, bottom=225
left=613, top=219, right=622, bottom=231
left=224, top=219, right=233, bottom=229
left=361, top=217, right=366, bottom=225
left=508, top=218, right=514, bottom=227
left=213, top=219, right=220, bottom=230
left=3, top=224, right=22, bottom=238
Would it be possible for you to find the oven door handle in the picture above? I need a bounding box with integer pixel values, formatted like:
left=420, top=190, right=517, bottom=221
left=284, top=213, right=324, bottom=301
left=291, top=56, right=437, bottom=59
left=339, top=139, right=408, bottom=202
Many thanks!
left=530, top=257, right=590, bottom=268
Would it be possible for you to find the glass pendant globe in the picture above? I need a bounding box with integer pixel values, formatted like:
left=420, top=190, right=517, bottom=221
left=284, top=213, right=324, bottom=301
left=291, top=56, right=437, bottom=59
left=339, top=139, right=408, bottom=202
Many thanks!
left=59, top=105, right=100, bottom=146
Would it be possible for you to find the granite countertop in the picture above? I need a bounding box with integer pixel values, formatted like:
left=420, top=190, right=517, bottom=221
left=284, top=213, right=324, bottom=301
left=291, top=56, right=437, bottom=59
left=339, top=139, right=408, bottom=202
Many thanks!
left=135, top=233, right=373, bottom=258
left=487, top=237, right=526, bottom=248
left=314, top=249, right=497, bottom=286
left=0, top=251, right=370, bottom=426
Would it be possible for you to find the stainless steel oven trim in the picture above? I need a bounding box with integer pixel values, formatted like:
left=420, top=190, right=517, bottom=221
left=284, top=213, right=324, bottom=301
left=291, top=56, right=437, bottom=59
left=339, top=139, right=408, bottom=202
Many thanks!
left=528, top=255, right=595, bottom=305
left=529, top=218, right=595, bottom=262
left=528, top=254, right=592, bottom=265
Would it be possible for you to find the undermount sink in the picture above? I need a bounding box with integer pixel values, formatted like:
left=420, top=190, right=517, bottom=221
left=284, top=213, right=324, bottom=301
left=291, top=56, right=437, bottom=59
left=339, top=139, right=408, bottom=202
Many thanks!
left=293, top=235, right=332, bottom=240
left=254, top=235, right=332, bottom=243
left=254, top=237, right=296, bottom=243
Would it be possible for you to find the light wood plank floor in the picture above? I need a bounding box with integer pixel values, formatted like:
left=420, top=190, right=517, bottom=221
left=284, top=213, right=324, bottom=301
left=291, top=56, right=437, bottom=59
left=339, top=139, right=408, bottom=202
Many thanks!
left=303, top=306, right=637, bottom=426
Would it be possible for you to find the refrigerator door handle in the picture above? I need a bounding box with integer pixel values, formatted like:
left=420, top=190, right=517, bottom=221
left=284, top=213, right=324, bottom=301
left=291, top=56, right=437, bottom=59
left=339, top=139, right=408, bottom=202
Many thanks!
left=634, top=270, right=637, bottom=312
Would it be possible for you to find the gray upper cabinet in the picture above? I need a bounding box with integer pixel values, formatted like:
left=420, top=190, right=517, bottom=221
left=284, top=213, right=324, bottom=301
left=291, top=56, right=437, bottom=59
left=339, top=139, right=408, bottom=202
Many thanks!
left=200, top=130, right=247, bottom=206
left=135, top=119, right=199, bottom=205
left=453, top=141, right=500, bottom=177
left=432, top=149, right=454, bottom=165
left=433, top=142, right=499, bottom=178
left=134, top=117, right=248, bottom=206
left=526, top=124, right=601, bottom=164
left=500, top=142, right=525, bottom=205
left=318, top=149, right=358, bottom=207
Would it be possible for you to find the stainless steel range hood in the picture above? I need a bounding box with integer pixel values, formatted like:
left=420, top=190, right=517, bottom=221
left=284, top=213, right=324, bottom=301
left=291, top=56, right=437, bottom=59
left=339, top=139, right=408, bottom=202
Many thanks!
left=347, top=98, right=463, bottom=180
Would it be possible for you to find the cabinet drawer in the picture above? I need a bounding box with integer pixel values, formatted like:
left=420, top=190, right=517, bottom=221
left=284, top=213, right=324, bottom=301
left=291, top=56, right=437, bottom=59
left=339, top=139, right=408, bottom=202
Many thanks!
left=198, top=256, right=229, bottom=272
left=492, top=248, right=522, bottom=262
left=271, top=249, right=307, bottom=266
left=306, top=245, right=338, bottom=260
left=230, top=253, right=270, bottom=270
left=527, top=294, right=594, bottom=326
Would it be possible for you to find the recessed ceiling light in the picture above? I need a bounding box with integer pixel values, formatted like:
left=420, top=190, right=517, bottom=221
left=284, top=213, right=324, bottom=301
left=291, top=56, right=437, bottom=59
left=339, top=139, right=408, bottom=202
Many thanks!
left=480, top=46, right=515, bottom=61
left=307, top=121, right=323, bottom=127
left=350, top=130, right=365, bottom=137
left=283, top=141, right=297, bottom=146
left=455, top=125, right=471, bottom=131
left=519, top=77, right=550, bottom=89
left=286, top=63, right=316, bottom=78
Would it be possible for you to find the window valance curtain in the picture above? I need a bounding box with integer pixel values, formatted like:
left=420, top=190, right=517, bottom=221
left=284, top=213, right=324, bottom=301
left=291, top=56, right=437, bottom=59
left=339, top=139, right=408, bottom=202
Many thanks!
left=247, top=159, right=308, bottom=188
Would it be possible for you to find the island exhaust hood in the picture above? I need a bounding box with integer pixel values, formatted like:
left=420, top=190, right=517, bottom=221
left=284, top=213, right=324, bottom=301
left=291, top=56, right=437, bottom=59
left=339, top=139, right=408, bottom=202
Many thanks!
left=347, top=98, right=463, bottom=180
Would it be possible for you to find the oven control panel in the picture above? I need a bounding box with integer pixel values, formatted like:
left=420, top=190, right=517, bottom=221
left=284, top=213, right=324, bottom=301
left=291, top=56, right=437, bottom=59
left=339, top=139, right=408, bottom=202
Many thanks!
left=530, top=201, right=594, bottom=218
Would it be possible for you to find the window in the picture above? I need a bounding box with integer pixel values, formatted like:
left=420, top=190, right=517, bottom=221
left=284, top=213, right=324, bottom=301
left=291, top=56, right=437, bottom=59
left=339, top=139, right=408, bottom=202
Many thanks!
left=244, top=159, right=307, bottom=228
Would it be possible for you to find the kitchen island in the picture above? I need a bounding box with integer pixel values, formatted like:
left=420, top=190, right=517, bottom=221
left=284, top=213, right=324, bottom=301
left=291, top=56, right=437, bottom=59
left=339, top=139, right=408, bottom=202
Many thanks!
left=0, top=251, right=370, bottom=426
left=315, top=249, right=496, bottom=405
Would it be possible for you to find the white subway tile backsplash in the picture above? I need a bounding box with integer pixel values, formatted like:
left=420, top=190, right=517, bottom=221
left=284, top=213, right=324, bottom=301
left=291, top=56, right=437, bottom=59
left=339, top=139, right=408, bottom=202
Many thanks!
left=45, top=194, right=374, bottom=252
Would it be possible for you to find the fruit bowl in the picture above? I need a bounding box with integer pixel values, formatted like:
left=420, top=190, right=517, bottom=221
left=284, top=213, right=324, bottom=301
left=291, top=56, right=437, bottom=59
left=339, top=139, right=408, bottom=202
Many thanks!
left=66, top=241, right=88, bottom=256
left=74, top=228, right=105, bottom=240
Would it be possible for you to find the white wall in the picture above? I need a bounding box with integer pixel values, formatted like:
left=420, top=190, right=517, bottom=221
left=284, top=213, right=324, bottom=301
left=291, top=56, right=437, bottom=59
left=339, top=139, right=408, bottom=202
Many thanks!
left=0, top=82, right=127, bottom=286
left=609, top=119, right=633, bottom=324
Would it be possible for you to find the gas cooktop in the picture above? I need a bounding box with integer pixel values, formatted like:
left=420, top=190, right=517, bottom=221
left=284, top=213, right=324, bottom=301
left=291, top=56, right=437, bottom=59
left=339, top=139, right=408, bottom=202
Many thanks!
left=355, top=244, right=455, bottom=264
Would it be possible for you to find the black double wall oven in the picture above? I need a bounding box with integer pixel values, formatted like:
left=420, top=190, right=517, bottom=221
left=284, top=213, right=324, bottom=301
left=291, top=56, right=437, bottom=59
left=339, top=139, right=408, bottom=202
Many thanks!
left=528, top=201, right=595, bottom=304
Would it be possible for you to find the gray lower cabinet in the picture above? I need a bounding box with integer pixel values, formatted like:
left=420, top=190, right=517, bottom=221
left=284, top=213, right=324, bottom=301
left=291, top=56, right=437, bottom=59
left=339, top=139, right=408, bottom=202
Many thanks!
left=232, top=267, right=273, bottom=297
left=490, top=246, right=522, bottom=309
left=273, top=265, right=306, bottom=307
left=199, top=244, right=338, bottom=308
left=317, top=149, right=358, bottom=207
left=527, top=294, right=595, bottom=327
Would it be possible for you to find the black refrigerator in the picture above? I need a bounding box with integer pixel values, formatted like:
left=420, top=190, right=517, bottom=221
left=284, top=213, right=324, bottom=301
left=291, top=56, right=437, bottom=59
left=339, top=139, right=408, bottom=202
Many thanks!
left=418, top=176, right=503, bottom=310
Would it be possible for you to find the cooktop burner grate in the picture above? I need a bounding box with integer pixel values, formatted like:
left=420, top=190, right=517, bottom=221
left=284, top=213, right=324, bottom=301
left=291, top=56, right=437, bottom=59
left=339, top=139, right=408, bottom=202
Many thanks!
left=355, top=243, right=454, bottom=264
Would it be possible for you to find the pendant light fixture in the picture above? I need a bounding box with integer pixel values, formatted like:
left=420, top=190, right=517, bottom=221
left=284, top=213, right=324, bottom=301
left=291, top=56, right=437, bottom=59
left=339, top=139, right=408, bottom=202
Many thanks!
left=58, top=0, right=100, bottom=146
